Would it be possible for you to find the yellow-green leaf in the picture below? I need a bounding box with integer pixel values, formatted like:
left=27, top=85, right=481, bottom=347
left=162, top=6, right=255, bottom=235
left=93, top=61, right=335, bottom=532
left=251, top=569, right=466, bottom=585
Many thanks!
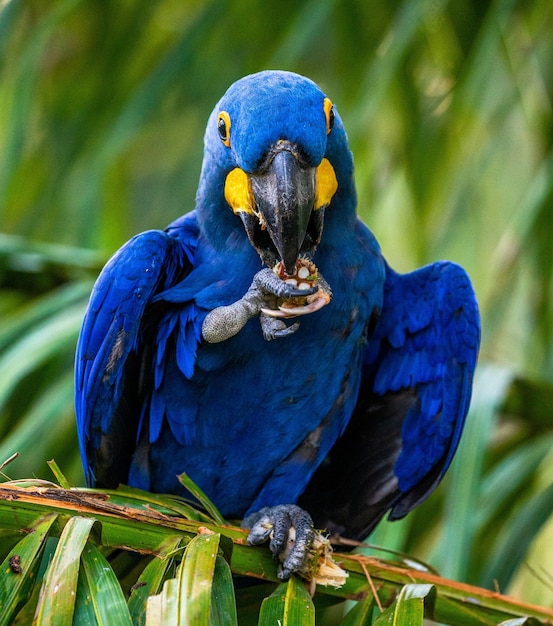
left=258, top=576, right=315, bottom=626
left=33, top=516, right=95, bottom=626
left=128, top=535, right=183, bottom=625
left=373, top=584, right=435, bottom=625
left=339, top=595, right=376, bottom=626
left=177, top=531, right=221, bottom=623
left=210, top=554, right=238, bottom=626
left=78, top=541, right=132, bottom=625
left=0, top=513, right=57, bottom=626
left=176, top=473, right=225, bottom=525
left=144, top=531, right=233, bottom=626
left=146, top=578, right=179, bottom=625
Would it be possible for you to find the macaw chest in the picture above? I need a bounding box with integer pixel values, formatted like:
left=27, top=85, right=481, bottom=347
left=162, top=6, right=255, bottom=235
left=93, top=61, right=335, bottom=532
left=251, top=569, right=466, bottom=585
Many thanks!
left=145, top=260, right=378, bottom=514
left=152, top=301, right=368, bottom=514
left=192, top=295, right=367, bottom=439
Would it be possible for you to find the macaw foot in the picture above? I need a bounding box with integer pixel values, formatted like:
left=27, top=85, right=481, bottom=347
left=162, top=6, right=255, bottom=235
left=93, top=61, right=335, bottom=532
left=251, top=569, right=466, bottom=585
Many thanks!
left=202, top=267, right=332, bottom=343
left=254, top=268, right=332, bottom=340
left=243, top=504, right=315, bottom=580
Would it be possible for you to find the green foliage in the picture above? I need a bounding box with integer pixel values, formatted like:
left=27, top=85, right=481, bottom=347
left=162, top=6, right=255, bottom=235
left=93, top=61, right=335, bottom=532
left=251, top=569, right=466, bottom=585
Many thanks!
left=1, top=0, right=553, bottom=620
left=258, top=576, right=315, bottom=625
left=1, top=481, right=552, bottom=625
left=372, top=584, right=435, bottom=625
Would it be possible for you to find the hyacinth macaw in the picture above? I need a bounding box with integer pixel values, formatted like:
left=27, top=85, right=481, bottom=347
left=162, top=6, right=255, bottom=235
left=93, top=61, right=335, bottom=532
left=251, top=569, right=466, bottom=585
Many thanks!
left=75, top=70, right=480, bottom=578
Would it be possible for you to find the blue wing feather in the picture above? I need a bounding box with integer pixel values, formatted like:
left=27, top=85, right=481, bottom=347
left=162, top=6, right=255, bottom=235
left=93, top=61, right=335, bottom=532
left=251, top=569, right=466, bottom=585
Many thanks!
left=370, top=261, right=479, bottom=493
left=300, top=259, right=480, bottom=537
left=75, top=216, right=199, bottom=486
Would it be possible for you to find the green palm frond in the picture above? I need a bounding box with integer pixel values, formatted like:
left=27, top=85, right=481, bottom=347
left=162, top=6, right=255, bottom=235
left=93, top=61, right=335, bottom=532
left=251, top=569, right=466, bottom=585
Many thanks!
left=1, top=477, right=553, bottom=625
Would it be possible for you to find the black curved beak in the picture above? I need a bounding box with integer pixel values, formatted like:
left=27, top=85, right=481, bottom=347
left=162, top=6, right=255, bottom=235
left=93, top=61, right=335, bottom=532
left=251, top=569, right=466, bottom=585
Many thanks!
left=249, top=146, right=316, bottom=274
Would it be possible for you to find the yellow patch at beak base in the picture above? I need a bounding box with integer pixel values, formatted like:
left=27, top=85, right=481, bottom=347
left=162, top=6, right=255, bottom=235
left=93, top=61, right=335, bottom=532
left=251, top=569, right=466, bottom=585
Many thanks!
left=225, top=160, right=337, bottom=215
left=314, top=158, right=338, bottom=210
left=224, top=167, right=255, bottom=215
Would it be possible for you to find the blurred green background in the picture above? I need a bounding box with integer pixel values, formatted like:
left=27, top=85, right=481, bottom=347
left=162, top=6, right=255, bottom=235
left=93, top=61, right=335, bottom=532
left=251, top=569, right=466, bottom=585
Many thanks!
left=1, top=0, right=553, bottom=607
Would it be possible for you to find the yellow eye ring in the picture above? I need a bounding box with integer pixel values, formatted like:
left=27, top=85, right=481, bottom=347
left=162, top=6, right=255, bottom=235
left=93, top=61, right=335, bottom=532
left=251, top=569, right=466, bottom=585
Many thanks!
left=217, top=111, right=231, bottom=147
left=323, top=98, right=334, bottom=135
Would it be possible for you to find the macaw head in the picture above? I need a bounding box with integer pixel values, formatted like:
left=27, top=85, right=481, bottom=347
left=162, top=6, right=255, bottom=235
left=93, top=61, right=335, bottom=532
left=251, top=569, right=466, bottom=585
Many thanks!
left=197, top=70, right=354, bottom=274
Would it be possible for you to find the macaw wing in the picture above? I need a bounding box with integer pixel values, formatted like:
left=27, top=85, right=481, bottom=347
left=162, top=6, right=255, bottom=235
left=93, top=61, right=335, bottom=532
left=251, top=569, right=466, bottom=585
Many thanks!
left=75, top=218, right=197, bottom=487
left=300, top=261, right=480, bottom=540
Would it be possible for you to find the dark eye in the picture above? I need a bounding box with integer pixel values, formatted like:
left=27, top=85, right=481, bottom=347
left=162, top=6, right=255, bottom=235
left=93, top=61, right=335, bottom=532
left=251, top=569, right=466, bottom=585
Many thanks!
left=218, top=111, right=231, bottom=147
left=323, top=98, right=334, bottom=135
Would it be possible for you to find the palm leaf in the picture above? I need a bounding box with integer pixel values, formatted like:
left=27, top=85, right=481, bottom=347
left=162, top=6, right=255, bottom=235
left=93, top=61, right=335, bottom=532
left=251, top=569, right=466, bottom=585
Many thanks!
left=258, top=576, right=315, bottom=626
left=34, top=516, right=96, bottom=626
left=0, top=513, right=57, bottom=625
left=1, top=480, right=552, bottom=625
left=372, top=584, right=435, bottom=625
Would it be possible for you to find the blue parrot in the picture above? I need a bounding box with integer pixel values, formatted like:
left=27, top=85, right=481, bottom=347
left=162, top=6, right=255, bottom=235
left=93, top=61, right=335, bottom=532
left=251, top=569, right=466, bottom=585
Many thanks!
left=75, top=70, right=480, bottom=578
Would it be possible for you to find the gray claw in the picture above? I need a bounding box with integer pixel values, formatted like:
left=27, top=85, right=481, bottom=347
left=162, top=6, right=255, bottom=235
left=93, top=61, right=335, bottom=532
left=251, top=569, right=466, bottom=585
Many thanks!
left=272, top=321, right=301, bottom=338
left=243, top=504, right=315, bottom=580
left=260, top=314, right=300, bottom=341
left=254, top=268, right=318, bottom=299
